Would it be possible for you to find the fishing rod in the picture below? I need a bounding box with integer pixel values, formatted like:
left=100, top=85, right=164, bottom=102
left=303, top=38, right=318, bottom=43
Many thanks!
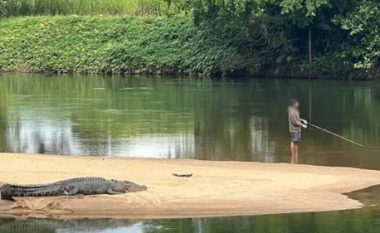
left=304, top=86, right=380, bottom=149
left=308, top=122, right=380, bottom=149
left=306, top=87, right=376, bottom=148
left=308, top=123, right=366, bottom=147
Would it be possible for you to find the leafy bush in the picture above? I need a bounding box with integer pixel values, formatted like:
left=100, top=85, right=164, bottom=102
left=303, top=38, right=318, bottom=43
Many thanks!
left=0, top=0, right=7, bottom=17
left=334, top=1, right=380, bottom=71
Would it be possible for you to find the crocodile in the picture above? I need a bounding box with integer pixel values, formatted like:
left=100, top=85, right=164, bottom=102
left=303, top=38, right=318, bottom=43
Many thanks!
left=0, top=177, right=147, bottom=201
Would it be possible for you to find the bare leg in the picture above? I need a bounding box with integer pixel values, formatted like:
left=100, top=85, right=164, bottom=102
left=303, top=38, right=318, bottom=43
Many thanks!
left=294, top=143, right=299, bottom=164
left=290, top=142, right=295, bottom=164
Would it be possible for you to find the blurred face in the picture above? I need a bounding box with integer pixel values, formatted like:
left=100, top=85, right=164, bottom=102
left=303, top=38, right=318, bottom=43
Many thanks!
left=293, top=102, right=299, bottom=109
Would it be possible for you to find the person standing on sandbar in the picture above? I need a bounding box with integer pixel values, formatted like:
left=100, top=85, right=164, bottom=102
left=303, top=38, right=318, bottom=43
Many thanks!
left=288, top=99, right=308, bottom=164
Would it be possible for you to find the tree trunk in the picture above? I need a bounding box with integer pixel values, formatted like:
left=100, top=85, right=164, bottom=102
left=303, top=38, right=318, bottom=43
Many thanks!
left=308, top=26, right=312, bottom=64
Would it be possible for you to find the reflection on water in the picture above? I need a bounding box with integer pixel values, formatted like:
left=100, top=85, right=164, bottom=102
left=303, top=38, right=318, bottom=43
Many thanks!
left=0, top=218, right=140, bottom=233
left=1, top=204, right=380, bottom=233
left=1, top=74, right=380, bottom=169
left=2, top=184, right=380, bottom=233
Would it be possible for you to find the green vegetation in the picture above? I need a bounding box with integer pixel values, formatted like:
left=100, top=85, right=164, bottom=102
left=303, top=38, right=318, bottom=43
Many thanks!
left=0, top=0, right=380, bottom=78
left=190, top=0, right=380, bottom=78
left=0, top=0, right=189, bottom=17
left=335, top=2, right=380, bottom=70
left=0, top=16, right=237, bottom=75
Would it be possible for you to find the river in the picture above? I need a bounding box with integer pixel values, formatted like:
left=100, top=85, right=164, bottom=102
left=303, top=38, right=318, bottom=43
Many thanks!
left=0, top=73, right=379, bottom=232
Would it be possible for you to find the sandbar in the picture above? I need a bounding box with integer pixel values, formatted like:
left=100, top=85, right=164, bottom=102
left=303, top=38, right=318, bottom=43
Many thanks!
left=0, top=153, right=379, bottom=219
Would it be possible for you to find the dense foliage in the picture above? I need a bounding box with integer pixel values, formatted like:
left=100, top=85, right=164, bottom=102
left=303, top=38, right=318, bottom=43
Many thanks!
left=0, top=0, right=6, bottom=17
left=187, top=0, right=380, bottom=78
left=334, top=1, right=380, bottom=71
left=0, top=0, right=380, bottom=78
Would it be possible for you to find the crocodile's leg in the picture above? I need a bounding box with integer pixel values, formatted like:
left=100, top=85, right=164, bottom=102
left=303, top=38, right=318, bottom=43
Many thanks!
left=65, top=184, right=79, bottom=195
left=107, top=188, right=124, bottom=195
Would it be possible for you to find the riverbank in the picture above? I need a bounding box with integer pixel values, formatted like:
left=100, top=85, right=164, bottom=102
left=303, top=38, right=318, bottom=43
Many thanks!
left=0, top=16, right=234, bottom=76
left=0, top=153, right=380, bottom=219
left=0, top=15, right=374, bottom=79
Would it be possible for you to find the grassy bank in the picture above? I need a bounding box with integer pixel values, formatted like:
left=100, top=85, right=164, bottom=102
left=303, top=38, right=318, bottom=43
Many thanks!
left=0, top=15, right=374, bottom=78
left=0, top=16, right=238, bottom=76
left=1, top=0, right=187, bottom=16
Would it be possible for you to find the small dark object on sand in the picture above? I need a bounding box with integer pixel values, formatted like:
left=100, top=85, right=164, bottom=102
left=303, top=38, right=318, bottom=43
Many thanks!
left=172, top=173, right=193, bottom=178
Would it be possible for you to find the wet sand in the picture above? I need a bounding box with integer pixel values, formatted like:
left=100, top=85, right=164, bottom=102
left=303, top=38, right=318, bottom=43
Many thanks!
left=0, top=153, right=380, bottom=219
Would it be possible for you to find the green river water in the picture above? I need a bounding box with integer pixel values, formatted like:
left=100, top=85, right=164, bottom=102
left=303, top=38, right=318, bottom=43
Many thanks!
left=0, top=73, right=380, bottom=233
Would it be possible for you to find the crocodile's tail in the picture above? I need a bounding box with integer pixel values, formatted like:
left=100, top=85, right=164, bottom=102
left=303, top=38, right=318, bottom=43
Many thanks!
left=1, top=184, right=15, bottom=201
left=1, top=184, right=65, bottom=200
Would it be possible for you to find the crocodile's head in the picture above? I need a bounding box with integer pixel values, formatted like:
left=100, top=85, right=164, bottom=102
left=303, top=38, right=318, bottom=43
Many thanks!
left=111, top=180, right=147, bottom=193
left=124, top=181, right=147, bottom=192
